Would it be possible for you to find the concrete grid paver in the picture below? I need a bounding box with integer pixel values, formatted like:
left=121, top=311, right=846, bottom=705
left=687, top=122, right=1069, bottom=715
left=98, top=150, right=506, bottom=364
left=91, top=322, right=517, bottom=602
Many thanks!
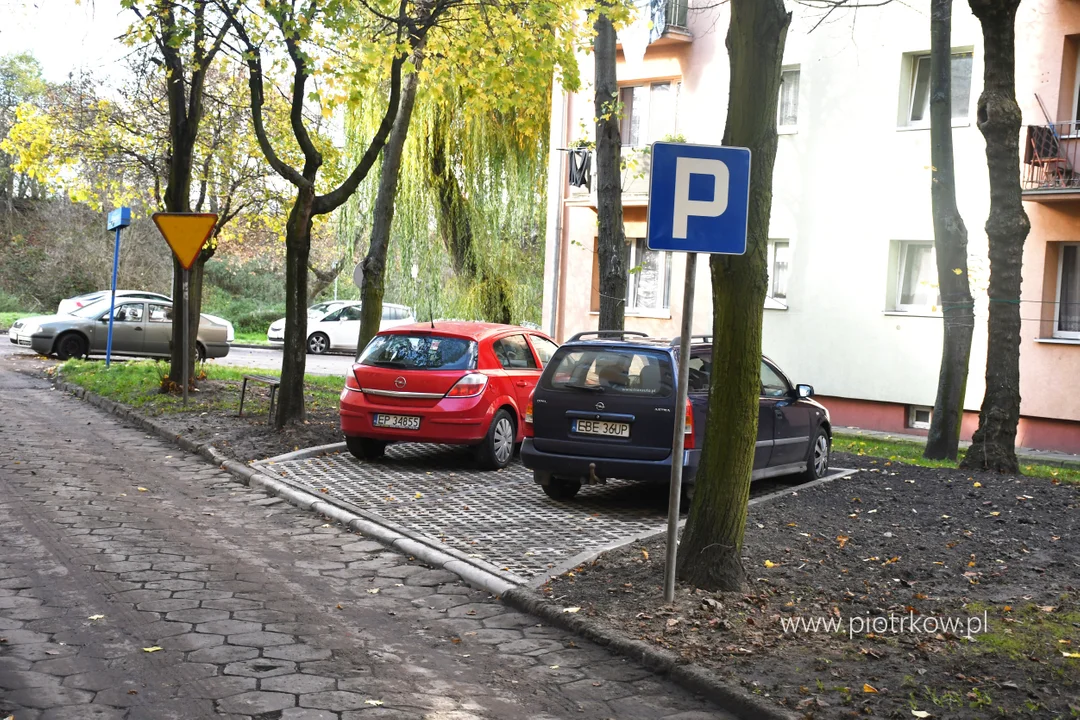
left=0, top=364, right=732, bottom=719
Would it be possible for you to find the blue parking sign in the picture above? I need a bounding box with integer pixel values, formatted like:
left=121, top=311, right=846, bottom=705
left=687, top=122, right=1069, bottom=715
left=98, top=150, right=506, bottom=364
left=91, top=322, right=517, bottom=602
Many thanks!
left=646, top=142, right=751, bottom=254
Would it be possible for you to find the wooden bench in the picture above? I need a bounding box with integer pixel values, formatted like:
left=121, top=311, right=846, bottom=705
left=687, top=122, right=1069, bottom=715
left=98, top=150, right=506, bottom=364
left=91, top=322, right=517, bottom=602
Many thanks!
left=239, top=374, right=281, bottom=422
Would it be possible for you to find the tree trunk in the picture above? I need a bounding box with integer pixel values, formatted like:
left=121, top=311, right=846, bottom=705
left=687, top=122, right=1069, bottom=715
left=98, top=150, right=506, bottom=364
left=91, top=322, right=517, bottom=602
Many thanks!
left=925, top=0, right=975, bottom=461
left=959, top=0, right=1030, bottom=473
left=676, top=0, right=790, bottom=592
left=164, top=127, right=198, bottom=390
left=358, top=70, right=421, bottom=354
left=276, top=188, right=315, bottom=428
left=593, top=7, right=627, bottom=332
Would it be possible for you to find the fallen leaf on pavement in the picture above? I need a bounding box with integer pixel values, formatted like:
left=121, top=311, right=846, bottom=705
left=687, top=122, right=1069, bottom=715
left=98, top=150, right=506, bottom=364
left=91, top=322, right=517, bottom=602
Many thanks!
left=763, top=560, right=777, bottom=568
left=336, top=604, right=343, bottom=610
left=142, top=647, right=162, bottom=653
left=365, top=700, right=384, bottom=706
left=1063, top=652, right=1080, bottom=658
left=912, top=710, right=931, bottom=718
left=863, top=683, right=878, bottom=693
left=127, top=690, right=138, bottom=695
left=87, top=615, right=105, bottom=620
left=137, top=487, right=148, bottom=492
left=837, top=535, right=849, bottom=549
left=641, top=548, right=649, bottom=560
left=973, top=482, right=982, bottom=488
left=367, top=589, right=380, bottom=594
left=1039, top=606, right=1057, bottom=613
left=415, top=492, right=423, bottom=499
left=563, top=607, right=581, bottom=613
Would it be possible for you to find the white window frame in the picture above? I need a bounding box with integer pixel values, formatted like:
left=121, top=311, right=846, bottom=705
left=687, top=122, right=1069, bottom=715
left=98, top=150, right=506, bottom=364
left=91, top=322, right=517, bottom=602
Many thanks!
left=619, top=81, right=680, bottom=148
left=894, top=241, right=940, bottom=313
left=766, top=239, right=790, bottom=308
left=625, top=238, right=673, bottom=315
left=908, top=405, right=933, bottom=430
left=902, top=50, right=973, bottom=128
left=778, top=66, right=800, bottom=132
left=1054, top=242, right=1080, bottom=340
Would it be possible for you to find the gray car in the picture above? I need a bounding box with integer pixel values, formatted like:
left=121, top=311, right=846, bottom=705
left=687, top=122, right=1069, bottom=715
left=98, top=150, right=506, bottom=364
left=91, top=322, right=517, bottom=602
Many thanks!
left=8, top=299, right=230, bottom=361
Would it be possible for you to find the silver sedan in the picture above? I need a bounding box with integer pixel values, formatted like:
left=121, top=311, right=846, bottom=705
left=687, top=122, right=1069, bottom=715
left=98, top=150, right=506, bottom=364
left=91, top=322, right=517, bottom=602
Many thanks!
left=8, top=299, right=230, bottom=361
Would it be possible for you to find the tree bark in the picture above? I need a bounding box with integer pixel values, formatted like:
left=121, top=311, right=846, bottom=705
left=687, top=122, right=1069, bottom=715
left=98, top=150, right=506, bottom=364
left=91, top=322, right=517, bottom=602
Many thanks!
left=676, top=0, right=790, bottom=592
left=593, top=7, right=627, bottom=332
left=925, top=0, right=975, bottom=461
left=276, top=187, right=315, bottom=427
left=358, top=69, right=422, bottom=355
left=959, top=0, right=1030, bottom=473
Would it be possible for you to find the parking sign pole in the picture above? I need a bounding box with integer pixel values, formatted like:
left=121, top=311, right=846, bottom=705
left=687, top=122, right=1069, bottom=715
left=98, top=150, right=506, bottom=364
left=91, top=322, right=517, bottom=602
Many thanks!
left=105, top=225, right=122, bottom=368
left=663, top=252, right=697, bottom=604
left=182, top=268, right=189, bottom=406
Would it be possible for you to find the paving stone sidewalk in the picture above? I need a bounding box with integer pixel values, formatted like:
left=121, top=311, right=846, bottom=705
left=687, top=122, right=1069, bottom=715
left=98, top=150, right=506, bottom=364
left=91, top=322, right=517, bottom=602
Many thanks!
left=0, top=365, right=728, bottom=719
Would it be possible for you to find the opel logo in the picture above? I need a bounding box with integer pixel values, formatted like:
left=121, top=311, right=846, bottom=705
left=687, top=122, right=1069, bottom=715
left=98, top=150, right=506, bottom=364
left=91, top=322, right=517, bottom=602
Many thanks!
left=595, top=401, right=605, bottom=411
left=395, top=377, right=406, bottom=389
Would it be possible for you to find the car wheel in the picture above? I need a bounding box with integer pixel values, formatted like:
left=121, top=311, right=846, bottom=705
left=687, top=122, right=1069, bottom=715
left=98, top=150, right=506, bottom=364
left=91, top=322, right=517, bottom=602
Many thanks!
left=196, top=342, right=207, bottom=362
left=345, top=436, right=387, bottom=461
left=55, top=333, right=88, bottom=361
left=541, top=477, right=582, bottom=501
left=476, top=409, right=515, bottom=470
left=802, top=428, right=831, bottom=481
left=307, top=332, right=330, bottom=355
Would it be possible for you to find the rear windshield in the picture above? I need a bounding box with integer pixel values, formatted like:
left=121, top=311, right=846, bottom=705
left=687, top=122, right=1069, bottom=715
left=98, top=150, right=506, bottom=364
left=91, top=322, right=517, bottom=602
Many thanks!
left=359, top=334, right=477, bottom=371
left=544, top=347, right=673, bottom=396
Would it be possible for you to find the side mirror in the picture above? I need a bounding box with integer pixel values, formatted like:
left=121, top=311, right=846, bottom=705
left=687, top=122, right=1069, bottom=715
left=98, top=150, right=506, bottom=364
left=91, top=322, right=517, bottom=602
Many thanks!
left=796, top=384, right=814, bottom=399
left=99, top=317, right=109, bottom=323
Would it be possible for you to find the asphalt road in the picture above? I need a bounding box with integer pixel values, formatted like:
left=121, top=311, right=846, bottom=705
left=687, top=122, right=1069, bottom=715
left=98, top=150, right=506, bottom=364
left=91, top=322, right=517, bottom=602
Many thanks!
left=215, top=345, right=354, bottom=377
left=0, top=350, right=727, bottom=719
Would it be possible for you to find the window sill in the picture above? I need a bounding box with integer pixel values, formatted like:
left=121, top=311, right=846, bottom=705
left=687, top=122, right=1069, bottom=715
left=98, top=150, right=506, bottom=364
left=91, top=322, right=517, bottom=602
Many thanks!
left=883, top=310, right=941, bottom=318
left=896, top=119, right=971, bottom=132
left=777, top=126, right=798, bottom=135
left=765, top=297, right=789, bottom=310
left=1035, top=337, right=1080, bottom=345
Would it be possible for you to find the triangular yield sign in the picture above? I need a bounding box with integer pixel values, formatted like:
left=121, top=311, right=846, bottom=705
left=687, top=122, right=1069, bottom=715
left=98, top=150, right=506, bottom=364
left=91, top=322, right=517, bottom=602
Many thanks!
left=152, top=213, right=218, bottom=270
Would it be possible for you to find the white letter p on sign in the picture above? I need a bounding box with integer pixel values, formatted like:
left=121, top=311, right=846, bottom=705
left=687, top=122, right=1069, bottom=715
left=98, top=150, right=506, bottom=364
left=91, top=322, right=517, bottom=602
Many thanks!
left=672, top=158, right=729, bottom=239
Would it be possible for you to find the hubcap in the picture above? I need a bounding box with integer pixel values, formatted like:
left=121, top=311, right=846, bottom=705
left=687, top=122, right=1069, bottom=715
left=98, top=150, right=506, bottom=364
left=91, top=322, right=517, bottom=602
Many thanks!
left=309, top=335, right=326, bottom=353
left=493, top=417, right=514, bottom=464
left=813, top=435, right=829, bottom=476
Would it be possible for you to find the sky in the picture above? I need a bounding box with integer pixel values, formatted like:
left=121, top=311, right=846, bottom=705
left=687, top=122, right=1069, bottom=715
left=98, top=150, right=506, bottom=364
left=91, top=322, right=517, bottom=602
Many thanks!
left=2, top=0, right=131, bottom=83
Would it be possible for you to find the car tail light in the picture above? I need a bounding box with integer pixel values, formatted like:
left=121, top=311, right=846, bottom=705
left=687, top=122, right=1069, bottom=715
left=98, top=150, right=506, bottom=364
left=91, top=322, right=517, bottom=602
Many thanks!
left=524, top=395, right=535, bottom=438
left=445, top=372, right=488, bottom=398
left=345, top=366, right=363, bottom=391
left=683, top=398, right=695, bottom=450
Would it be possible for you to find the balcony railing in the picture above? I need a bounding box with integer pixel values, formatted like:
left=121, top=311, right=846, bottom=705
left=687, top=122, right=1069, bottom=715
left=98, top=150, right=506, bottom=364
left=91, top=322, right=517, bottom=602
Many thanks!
left=1023, top=122, right=1080, bottom=194
left=649, top=0, right=689, bottom=42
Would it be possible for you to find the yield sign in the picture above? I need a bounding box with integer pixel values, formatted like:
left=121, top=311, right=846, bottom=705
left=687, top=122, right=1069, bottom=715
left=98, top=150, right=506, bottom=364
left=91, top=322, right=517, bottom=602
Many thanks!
left=152, top=213, right=218, bottom=270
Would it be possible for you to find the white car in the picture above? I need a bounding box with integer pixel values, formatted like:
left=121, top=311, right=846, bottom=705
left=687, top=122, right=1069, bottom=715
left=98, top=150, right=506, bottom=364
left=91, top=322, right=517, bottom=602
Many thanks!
left=56, top=290, right=234, bottom=343
left=267, top=302, right=415, bottom=354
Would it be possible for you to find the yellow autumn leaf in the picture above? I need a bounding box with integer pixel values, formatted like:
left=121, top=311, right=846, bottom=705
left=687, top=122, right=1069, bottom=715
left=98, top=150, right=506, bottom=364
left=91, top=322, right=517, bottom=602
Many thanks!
left=973, top=482, right=982, bottom=488
left=863, top=683, right=878, bottom=693
left=641, top=548, right=649, bottom=560
left=952, top=268, right=963, bottom=275
left=990, top=511, right=1001, bottom=517
left=142, top=646, right=162, bottom=653
left=563, top=606, right=581, bottom=613
left=367, top=588, right=380, bottom=594
left=87, top=614, right=105, bottom=620
left=1063, top=652, right=1080, bottom=658
left=415, top=492, right=423, bottom=499
left=365, top=699, right=384, bottom=706
left=912, top=711, right=931, bottom=718
left=764, top=560, right=777, bottom=568
left=137, top=487, right=148, bottom=492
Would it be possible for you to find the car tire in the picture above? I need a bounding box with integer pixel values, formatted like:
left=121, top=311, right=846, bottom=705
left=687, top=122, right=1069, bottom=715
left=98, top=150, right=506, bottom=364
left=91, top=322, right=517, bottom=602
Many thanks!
left=196, top=342, right=207, bottom=362
left=55, top=333, right=88, bottom=361
left=540, top=476, right=582, bottom=501
left=476, top=409, right=515, bottom=470
left=307, top=332, right=330, bottom=355
left=345, top=436, right=387, bottom=461
left=802, top=427, right=831, bottom=481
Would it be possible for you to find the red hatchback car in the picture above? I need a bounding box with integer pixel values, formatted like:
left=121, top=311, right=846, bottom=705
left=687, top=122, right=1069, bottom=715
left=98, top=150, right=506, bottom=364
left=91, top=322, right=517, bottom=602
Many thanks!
left=340, top=322, right=559, bottom=468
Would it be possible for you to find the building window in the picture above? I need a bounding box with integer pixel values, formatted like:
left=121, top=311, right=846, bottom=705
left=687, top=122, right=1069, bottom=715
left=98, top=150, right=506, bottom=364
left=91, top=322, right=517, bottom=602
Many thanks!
left=619, top=82, right=679, bottom=148
left=905, top=50, right=973, bottom=125
left=778, top=67, right=800, bottom=128
left=908, top=405, right=933, bottom=430
left=894, top=241, right=940, bottom=312
left=767, top=240, right=790, bottom=300
left=1056, top=243, right=1080, bottom=339
left=626, top=238, right=673, bottom=313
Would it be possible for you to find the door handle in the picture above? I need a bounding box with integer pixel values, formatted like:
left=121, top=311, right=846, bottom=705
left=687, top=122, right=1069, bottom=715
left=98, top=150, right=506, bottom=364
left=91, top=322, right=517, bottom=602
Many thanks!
left=774, top=409, right=784, bottom=419
left=135, top=327, right=143, bottom=331
left=515, top=381, right=529, bottom=387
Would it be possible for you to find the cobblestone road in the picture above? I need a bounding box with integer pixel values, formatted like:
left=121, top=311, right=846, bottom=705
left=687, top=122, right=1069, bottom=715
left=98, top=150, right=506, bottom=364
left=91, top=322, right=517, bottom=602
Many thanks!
left=0, top=362, right=728, bottom=719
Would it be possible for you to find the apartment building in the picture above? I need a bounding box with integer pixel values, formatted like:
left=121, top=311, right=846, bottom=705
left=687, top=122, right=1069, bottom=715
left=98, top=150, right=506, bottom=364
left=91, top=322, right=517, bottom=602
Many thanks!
left=540, top=0, right=1080, bottom=453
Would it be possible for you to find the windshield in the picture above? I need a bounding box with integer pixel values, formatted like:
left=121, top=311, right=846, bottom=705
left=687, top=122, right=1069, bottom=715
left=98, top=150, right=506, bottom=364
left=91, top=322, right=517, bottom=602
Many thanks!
left=71, top=300, right=114, bottom=318
left=543, top=347, right=673, bottom=396
left=359, top=334, right=477, bottom=371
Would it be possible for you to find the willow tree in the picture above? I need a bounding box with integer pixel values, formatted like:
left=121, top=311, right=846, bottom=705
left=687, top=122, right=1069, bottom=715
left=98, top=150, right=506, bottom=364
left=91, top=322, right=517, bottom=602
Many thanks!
left=344, top=0, right=583, bottom=347
left=677, top=0, right=791, bottom=591
left=959, top=0, right=1030, bottom=472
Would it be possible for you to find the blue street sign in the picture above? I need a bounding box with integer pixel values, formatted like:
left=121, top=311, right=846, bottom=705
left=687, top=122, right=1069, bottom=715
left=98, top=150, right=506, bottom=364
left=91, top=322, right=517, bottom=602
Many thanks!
left=107, top=207, right=131, bottom=231
left=646, top=142, right=751, bottom=255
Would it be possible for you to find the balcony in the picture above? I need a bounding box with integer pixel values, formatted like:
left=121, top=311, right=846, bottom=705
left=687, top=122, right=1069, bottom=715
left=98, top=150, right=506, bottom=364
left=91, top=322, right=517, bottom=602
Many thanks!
left=1023, top=122, right=1080, bottom=202
left=565, top=147, right=652, bottom=207
left=649, top=0, right=691, bottom=45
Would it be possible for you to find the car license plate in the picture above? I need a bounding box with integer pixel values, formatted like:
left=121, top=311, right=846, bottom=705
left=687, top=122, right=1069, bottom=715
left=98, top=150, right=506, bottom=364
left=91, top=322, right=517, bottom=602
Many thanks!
left=373, top=414, right=420, bottom=430
left=574, top=419, right=630, bottom=438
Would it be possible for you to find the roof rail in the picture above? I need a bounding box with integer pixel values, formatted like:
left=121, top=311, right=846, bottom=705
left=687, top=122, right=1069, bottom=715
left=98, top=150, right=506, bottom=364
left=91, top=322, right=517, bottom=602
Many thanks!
left=567, top=330, right=650, bottom=342
left=669, top=334, right=713, bottom=346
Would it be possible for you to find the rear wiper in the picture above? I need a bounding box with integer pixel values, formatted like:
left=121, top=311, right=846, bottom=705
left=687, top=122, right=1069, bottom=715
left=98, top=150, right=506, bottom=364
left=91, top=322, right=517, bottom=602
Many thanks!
left=564, top=383, right=604, bottom=392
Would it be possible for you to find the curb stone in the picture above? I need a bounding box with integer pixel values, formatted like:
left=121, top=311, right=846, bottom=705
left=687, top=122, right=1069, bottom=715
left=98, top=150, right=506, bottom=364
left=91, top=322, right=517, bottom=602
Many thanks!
left=52, top=376, right=797, bottom=720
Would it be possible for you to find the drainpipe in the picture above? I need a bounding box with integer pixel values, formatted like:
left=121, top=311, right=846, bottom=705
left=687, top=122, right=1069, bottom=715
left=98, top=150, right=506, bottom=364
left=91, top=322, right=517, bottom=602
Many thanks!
left=549, top=88, right=569, bottom=340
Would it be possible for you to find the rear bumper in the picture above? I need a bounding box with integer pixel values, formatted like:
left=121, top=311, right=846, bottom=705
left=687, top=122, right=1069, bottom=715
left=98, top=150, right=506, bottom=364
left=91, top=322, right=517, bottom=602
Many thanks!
left=339, top=386, right=492, bottom=445
left=520, top=439, right=700, bottom=485
left=202, top=341, right=230, bottom=359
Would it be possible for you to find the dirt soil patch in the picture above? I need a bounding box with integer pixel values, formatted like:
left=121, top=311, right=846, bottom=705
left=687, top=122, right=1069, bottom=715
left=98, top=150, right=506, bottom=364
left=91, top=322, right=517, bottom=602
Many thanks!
left=543, top=456, right=1080, bottom=719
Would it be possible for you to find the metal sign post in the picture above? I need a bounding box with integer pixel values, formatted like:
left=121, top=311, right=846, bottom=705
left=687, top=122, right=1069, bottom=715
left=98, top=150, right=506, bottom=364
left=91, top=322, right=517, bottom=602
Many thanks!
left=150, top=213, right=218, bottom=405
left=646, top=142, right=751, bottom=604
left=104, top=208, right=132, bottom=368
